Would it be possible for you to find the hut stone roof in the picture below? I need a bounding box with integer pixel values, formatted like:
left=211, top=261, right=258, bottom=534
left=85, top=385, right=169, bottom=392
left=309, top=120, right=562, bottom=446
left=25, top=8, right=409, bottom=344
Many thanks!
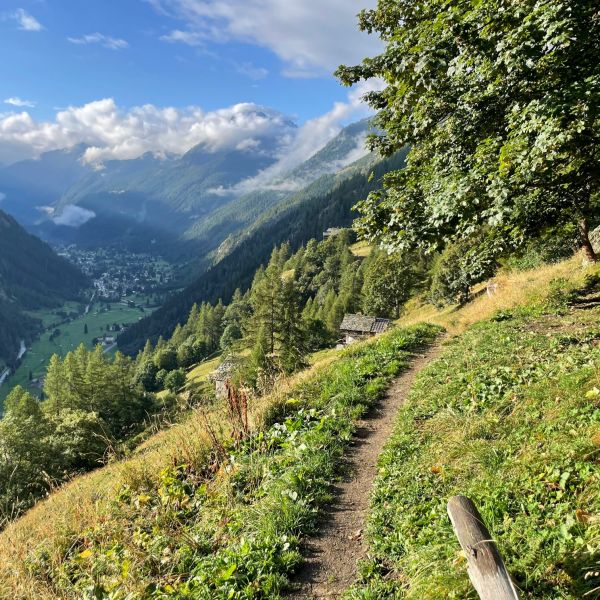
left=339, top=314, right=391, bottom=334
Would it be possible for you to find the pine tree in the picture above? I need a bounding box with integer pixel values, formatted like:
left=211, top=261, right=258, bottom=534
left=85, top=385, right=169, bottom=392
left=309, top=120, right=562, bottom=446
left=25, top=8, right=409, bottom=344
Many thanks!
left=44, top=354, right=66, bottom=414
left=140, top=339, right=154, bottom=362
left=220, top=323, right=242, bottom=352
left=208, top=300, right=226, bottom=350
left=170, top=323, right=185, bottom=345
left=185, top=303, right=200, bottom=336
left=248, top=324, right=270, bottom=388
left=302, top=297, right=315, bottom=321
left=247, top=251, right=285, bottom=354
left=320, top=288, right=338, bottom=331
left=326, top=295, right=346, bottom=333
left=279, top=280, right=306, bottom=374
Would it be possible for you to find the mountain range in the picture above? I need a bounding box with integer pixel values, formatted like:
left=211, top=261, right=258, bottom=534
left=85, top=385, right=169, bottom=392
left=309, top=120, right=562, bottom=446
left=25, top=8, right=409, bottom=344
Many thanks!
left=0, top=119, right=374, bottom=266
left=0, top=118, right=405, bottom=355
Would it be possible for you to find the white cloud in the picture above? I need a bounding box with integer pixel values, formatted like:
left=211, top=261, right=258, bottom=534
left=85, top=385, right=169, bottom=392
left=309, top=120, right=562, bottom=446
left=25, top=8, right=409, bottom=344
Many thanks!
left=4, top=97, right=36, bottom=108
left=160, top=29, right=204, bottom=46
left=153, top=0, right=380, bottom=77
left=211, top=79, right=383, bottom=195
left=68, top=33, right=129, bottom=50
left=52, top=205, right=96, bottom=227
left=0, top=192, right=5, bottom=203
left=8, top=9, right=44, bottom=32
left=0, top=78, right=380, bottom=173
left=0, top=99, right=296, bottom=164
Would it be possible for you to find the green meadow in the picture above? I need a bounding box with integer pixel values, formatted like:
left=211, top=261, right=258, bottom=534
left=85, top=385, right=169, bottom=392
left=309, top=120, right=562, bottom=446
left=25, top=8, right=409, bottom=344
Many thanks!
left=0, top=297, right=156, bottom=409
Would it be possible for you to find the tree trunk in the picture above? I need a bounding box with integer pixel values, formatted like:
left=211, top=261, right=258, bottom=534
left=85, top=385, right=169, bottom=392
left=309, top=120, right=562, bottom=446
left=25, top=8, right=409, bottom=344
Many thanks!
left=579, top=218, right=597, bottom=263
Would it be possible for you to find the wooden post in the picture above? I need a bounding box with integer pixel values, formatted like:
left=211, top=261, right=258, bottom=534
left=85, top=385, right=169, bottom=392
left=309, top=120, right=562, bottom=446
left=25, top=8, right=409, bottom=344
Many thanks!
left=447, top=495, right=520, bottom=600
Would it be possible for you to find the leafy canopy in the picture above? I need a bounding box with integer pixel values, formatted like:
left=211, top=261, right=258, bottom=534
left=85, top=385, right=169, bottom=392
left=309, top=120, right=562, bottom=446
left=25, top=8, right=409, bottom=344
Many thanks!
left=337, top=0, right=600, bottom=258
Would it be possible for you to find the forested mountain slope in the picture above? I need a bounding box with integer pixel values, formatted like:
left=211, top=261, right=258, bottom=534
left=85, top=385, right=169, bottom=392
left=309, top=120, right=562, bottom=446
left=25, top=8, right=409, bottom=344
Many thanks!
left=117, top=150, right=407, bottom=354
left=182, top=119, right=373, bottom=258
left=0, top=211, right=88, bottom=308
left=0, top=210, right=88, bottom=366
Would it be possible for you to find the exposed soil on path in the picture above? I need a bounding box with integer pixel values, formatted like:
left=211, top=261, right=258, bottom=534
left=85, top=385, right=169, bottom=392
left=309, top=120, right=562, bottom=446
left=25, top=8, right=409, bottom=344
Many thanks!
left=287, top=342, right=445, bottom=599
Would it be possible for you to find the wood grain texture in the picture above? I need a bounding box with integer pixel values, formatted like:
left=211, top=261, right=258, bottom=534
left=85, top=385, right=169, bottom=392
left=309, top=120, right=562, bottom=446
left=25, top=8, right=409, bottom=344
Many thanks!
left=448, top=495, right=520, bottom=600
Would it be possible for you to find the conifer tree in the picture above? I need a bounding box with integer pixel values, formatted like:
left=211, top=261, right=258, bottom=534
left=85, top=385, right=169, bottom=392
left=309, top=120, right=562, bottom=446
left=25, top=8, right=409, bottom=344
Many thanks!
left=248, top=250, right=285, bottom=354
left=279, top=280, right=306, bottom=374
left=248, top=324, right=270, bottom=388
left=44, top=354, right=65, bottom=414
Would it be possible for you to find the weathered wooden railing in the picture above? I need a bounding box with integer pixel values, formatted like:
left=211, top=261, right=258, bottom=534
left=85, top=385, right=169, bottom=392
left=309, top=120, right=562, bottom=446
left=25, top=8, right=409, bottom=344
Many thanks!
left=448, top=495, right=520, bottom=599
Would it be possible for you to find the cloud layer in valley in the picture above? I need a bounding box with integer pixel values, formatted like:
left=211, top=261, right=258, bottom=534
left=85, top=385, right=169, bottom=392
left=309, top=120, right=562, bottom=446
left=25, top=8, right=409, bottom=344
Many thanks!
left=151, top=0, right=380, bottom=77
left=51, top=205, right=96, bottom=227
left=212, top=79, right=383, bottom=195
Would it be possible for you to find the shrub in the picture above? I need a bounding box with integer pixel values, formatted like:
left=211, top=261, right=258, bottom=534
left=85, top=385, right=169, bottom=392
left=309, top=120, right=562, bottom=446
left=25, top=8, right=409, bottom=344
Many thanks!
left=164, top=369, right=186, bottom=392
left=429, top=236, right=498, bottom=307
left=154, top=347, right=178, bottom=372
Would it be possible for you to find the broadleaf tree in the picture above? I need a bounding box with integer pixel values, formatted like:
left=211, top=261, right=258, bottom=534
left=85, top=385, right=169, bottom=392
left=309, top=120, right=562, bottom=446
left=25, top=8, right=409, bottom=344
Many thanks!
left=337, top=0, right=600, bottom=262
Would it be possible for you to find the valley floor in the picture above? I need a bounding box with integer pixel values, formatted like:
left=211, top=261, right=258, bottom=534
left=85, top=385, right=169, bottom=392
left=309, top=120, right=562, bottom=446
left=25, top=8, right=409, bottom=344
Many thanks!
left=0, top=295, right=158, bottom=409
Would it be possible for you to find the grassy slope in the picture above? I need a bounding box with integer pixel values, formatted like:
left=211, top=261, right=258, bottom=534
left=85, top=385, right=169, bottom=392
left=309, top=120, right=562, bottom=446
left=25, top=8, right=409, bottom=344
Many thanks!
left=0, top=255, right=598, bottom=599
left=397, top=256, right=586, bottom=334
left=349, top=264, right=600, bottom=598
left=0, top=324, right=440, bottom=599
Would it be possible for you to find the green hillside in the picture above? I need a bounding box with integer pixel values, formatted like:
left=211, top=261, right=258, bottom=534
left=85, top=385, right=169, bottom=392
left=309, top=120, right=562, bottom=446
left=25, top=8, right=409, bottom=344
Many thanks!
left=0, top=210, right=89, bottom=367
left=351, top=278, right=600, bottom=598
left=1, top=256, right=598, bottom=598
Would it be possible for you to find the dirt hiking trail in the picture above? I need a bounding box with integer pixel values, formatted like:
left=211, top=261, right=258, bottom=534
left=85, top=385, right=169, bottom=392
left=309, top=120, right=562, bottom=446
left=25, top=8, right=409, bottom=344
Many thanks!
left=287, top=342, right=444, bottom=599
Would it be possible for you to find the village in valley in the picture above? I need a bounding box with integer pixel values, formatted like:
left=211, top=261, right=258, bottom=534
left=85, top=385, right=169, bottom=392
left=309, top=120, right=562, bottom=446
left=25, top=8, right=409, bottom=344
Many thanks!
left=0, top=246, right=179, bottom=408
left=57, top=245, right=177, bottom=301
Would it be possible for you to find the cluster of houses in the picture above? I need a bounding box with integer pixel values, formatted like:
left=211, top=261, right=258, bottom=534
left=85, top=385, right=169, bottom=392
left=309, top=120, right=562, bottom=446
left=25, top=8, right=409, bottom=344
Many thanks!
left=58, top=246, right=175, bottom=301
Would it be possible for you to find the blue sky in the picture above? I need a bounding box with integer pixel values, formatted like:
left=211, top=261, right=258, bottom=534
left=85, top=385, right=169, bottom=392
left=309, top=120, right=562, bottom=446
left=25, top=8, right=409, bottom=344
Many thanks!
left=0, top=0, right=381, bottom=164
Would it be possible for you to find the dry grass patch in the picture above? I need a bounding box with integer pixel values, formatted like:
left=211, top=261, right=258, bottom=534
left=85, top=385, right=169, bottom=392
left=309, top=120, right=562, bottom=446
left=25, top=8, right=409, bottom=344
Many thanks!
left=350, top=240, right=372, bottom=257
left=399, top=254, right=591, bottom=334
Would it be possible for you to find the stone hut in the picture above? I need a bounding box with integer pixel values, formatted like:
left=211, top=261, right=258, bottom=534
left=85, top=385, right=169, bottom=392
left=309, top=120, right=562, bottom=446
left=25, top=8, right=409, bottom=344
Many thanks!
left=339, top=314, right=391, bottom=345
